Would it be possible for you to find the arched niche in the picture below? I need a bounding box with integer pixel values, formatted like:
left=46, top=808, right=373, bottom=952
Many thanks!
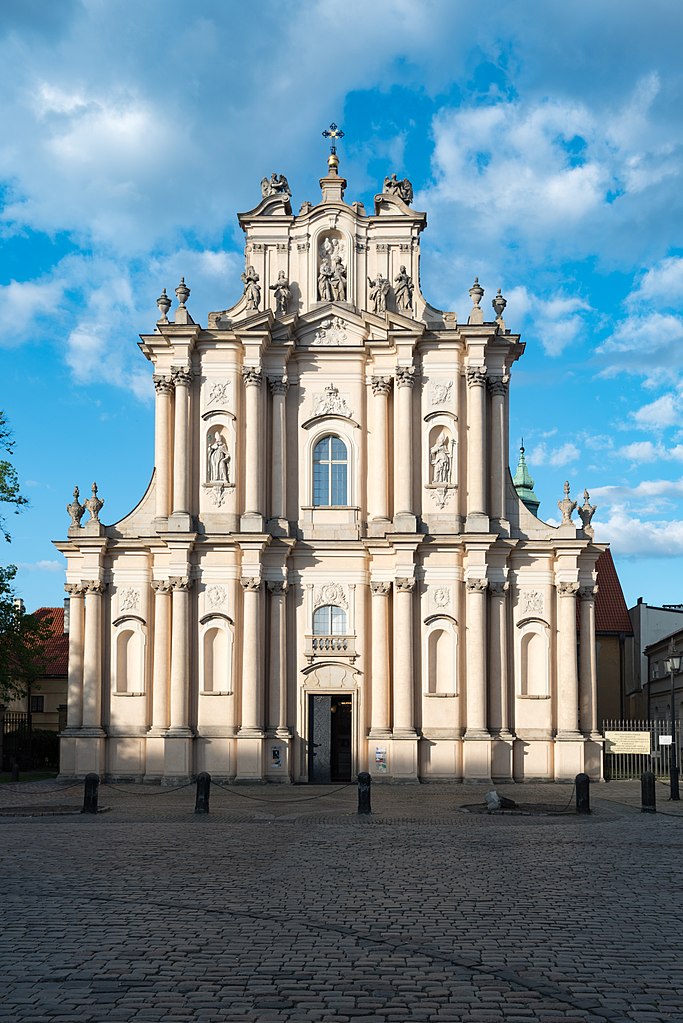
left=313, top=227, right=353, bottom=306
left=422, top=615, right=458, bottom=696
left=112, top=617, right=146, bottom=696
left=516, top=617, right=550, bottom=697
left=199, top=614, right=234, bottom=695
left=202, top=415, right=236, bottom=509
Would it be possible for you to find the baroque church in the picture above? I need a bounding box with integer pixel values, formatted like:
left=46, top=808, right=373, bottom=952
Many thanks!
left=56, top=143, right=604, bottom=784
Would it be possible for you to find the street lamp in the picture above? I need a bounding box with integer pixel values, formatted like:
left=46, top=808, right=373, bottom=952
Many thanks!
left=664, top=643, right=682, bottom=801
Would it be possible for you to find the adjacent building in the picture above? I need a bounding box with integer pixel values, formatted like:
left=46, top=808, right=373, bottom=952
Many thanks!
left=55, top=155, right=605, bottom=784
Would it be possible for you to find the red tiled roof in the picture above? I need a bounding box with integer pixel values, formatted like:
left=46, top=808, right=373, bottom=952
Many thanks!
left=33, top=606, right=68, bottom=676
left=594, top=550, right=633, bottom=635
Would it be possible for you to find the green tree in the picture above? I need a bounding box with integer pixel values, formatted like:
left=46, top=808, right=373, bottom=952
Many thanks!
left=0, top=412, right=49, bottom=702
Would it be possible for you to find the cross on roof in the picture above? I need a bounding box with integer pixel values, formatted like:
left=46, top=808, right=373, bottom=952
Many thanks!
left=322, top=122, right=344, bottom=155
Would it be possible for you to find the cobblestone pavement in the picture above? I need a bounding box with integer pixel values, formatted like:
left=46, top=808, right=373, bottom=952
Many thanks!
left=1, top=779, right=682, bottom=1022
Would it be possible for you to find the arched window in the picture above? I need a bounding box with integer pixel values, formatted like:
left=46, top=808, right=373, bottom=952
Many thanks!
left=313, top=435, right=348, bottom=506
left=313, top=605, right=347, bottom=635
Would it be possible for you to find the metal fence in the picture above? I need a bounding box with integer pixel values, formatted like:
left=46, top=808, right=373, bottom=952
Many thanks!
left=602, top=719, right=682, bottom=781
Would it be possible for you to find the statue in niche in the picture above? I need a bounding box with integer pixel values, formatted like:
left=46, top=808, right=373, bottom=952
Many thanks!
left=260, top=173, right=291, bottom=198
left=430, top=430, right=453, bottom=484
left=269, top=270, right=291, bottom=315
left=368, top=273, right=390, bottom=314
left=241, top=265, right=261, bottom=310
left=394, top=265, right=413, bottom=311
left=208, top=431, right=231, bottom=483
left=320, top=235, right=344, bottom=264
left=318, top=258, right=334, bottom=301
left=383, top=173, right=414, bottom=205
left=331, top=257, right=347, bottom=301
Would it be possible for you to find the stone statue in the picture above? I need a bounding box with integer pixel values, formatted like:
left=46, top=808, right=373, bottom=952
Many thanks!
left=85, top=482, right=104, bottom=523
left=331, top=257, right=347, bottom=301
left=318, top=258, right=334, bottom=302
left=67, top=486, right=85, bottom=527
left=557, top=481, right=577, bottom=525
left=383, top=173, right=414, bottom=205
left=368, top=273, right=390, bottom=314
left=394, top=265, right=413, bottom=311
left=241, top=265, right=261, bottom=310
left=430, top=431, right=453, bottom=484
left=208, top=431, right=231, bottom=483
left=578, top=489, right=597, bottom=538
left=269, top=270, right=291, bottom=315
left=260, top=173, right=291, bottom=198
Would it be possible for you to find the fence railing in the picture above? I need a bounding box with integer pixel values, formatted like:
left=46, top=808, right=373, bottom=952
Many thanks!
left=602, top=718, right=682, bottom=780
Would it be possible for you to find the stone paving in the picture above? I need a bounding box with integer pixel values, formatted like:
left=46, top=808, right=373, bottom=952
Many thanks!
left=0, top=778, right=682, bottom=1022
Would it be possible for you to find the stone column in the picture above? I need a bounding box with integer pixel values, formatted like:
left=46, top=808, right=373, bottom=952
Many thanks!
left=169, top=576, right=192, bottom=733
left=242, top=368, right=263, bottom=523
left=268, top=376, right=288, bottom=528
left=579, top=585, right=599, bottom=737
left=466, top=367, right=488, bottom=530
left=153, top=374, right=174, bottom=521
left=171, top=367, right=192, bottom=516
left=393, top=577, right=416, bottom=735
left=394, top=366, right=415, bottom=524
left=64, top=583, right=86, bottom=729
left=369, top=582, right=391, bottom=735
left=465, top=578, right=489, bottom=737
left=557, top=582, right=581, bottom=737
left=82, top=581, right=105, bottom=730
left=370, top=376, right=392, bottom=523
left=488, top=375, right=508, bottom=525
left=488, top=581, right=511, bottom=736
left=151, top=580, right=172, bottom=731
left=240, top=577, right=262, bottom=733
left=267, top=582, right=289, bottom=736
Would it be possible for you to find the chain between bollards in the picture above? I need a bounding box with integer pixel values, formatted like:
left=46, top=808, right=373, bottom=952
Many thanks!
left=82, top=773, right=99, bottom=814
left=357, top=771, right=371, bottom=815
left=195, top=772, right=211, bottom=814
left=641, top=770, right=656, bottom=813
left=575, top=772, right=590, bottom=814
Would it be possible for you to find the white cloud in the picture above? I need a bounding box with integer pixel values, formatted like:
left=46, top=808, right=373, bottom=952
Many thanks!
left=627, top=255, right=683, bottom=307
left=594, top=508, right=683, bottom=557
left=596, top=312, right=683, bottom=384
left=0, top=277, right=64, bottom=345
left=527, top=441, right=580, bottom=467
left=632, top=392, right=683, bottom=430
left=16, top=559, right=64, bottom=573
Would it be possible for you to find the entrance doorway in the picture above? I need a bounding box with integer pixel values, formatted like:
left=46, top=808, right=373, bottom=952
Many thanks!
left=308, top=694, right=352, bottom=783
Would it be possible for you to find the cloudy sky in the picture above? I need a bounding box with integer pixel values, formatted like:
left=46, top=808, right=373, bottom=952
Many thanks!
left=3, top=0, right=683, bottom=611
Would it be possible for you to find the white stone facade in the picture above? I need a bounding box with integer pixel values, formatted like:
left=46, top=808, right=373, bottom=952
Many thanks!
left=55, top=160, right=603, bottom=783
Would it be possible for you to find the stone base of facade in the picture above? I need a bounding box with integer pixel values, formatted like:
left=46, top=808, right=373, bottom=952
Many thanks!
left=57, top=733, right=602, bottom=784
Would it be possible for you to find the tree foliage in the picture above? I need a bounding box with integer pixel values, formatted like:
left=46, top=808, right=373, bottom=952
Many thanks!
left=0, top=411, right=50, bottom=702
left=0, top=411, right=28, bottom=543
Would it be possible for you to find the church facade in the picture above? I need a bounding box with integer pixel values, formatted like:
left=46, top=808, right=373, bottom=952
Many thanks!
left=55, top=152, right=604, bottom=784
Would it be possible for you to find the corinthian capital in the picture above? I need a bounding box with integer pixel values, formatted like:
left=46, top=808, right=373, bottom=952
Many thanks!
left=84, top=580, right=106, bottom=595
left=65, top=582, right=87, bottom=598
left=171, top=366, right=192, bottom=388
left=395, top=577, right=416, bottom=593
left=151, top=579, right=174, bottom=595
left=169, top=576, right=192, bottom=592
left=371, top=375, right=392, bottom=397
left=578, top=585, right=598, bottom=600
left=153, top=374, right=174, bottom=395
left=489, top=581, right=509, bottom=597
left=267, top=580, right=288, bottom=595
left=487, top=375, right=509, bottom=397
left=268, top=375, right=288, bottom=395
left=370, top=581, right=391, bottom=596
left=466, top=366, right=487, bottom=388
left=466, top=577, right=489, bottom=593
left=395, top=366, right=416, bottom=388
left=242, top=367, right=263, bottom=388
left=557, top=581, right=579, bottom=598
left=241, top=576, right=262, bottom=592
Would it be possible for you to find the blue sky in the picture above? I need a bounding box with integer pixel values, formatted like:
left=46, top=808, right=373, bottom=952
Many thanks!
left=3, top=0, right=683, bottom=611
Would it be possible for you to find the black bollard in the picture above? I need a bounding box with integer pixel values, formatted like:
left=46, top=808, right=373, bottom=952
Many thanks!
left=82, top=773, right=99, bottom=814
left=358, top=771, right=372, bottom=815
left=195, top=771, right=211, bottom=814
left=575, top=772, right=591, bottom=814
left=641, top=770, right=656, bottom=813
left=10, top=759, right=19, bottom=782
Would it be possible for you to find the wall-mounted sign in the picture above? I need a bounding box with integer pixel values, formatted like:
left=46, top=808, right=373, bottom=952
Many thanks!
left=375, top=747, right=387, bottom=773
left=659, top=735, right=673, bottom=746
